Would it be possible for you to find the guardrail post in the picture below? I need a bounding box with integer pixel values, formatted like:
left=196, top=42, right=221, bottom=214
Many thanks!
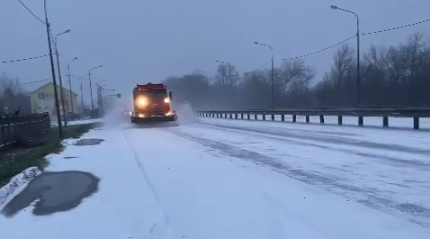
left=7, top=122, right=12, bottom=144
left=198, top=108, right=427, bottom=131
left=358, top=116, right=363, bottom=127
left=413, top=117, right=419, bottom=130
left=0, top=123, right=5, bottom=146
left=382, top=116, right=389, bottom=128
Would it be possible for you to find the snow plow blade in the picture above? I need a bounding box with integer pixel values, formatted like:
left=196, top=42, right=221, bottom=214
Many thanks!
left=130, top=114, right=177, bottom=124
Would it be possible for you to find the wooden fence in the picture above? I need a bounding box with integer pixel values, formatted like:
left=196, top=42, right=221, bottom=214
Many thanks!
left=0, top=113, right=51, bottom=151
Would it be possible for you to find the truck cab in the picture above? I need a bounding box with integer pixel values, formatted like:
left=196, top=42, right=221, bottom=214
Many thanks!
left=130, top=83, right=177, bottom=123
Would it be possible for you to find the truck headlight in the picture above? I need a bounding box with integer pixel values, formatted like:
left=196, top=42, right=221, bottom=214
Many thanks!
left=136, top=98, right=148, bottom=106
left=164, top=97, right=170, bottom=103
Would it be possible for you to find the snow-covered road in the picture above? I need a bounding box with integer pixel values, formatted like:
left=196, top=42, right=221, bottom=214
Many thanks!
left=2, top=114, right=430, bottom=239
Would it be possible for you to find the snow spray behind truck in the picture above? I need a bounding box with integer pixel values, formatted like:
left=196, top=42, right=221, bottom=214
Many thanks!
left=130, top=83, right=177, bottom=124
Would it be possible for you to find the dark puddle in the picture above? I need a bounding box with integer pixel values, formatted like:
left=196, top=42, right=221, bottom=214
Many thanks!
left=74, top=138, right=104, bottom=146
left=1, top=170, right=100, bottom=217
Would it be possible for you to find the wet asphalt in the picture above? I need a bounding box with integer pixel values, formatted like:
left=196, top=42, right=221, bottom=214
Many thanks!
left=1, top=138, right=103, bottom=217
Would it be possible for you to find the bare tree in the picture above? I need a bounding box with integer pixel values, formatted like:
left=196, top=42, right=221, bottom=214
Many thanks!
left=164, top=32, right=430, bottom=110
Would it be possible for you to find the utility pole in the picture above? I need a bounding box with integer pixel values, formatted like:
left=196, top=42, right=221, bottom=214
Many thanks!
left=88, top=72, right=94, bottom=111
left=96, top=80, right=106, bottom=117
left=88, top=65, right=103, bottom=111
left=80, top=82, right=84, bottom=115
left=68, top=57, right=77, bottom=113
left=98, top=86, right=104, bottom=115
left=44, top=0, right=62, bottom=138
left=54, top=38, right=68, bottom=126
left=271, top=54, right=275, bottom=109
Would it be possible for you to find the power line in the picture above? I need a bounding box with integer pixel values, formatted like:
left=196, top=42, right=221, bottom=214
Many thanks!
left=282, top=17, right=430, bottom=61
left=1, top=54, right=48, bottom=64
left=17, top=79, right=50, bottom=85
left=248, top=59, right=272, bottom=72
left=282, top=35, right=356, bottom=61
left=17, top=0, right=45, bottom=24
left=362, top=18, right=430, bottom=36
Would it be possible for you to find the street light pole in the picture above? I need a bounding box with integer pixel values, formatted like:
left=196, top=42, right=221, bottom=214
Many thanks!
left=88, top=65, right=103, bottom=111
left=68, top=73, right=90, bottom=116
left=78, top=74, right=90, bottom=115
left=67, top=57, right=78, bottom=113
left=54, top=29, right=71, bottom=126
left=96, top=80, right=106, bottom=115
left=44, top=0, right=62, bottom=138
left=330, top=5, right=361, bottom=106
left=195, top=69, right=209, bottom=85
left=254, top=41, right=275, bottom=109
left=215, top=60, right=231, bottom=87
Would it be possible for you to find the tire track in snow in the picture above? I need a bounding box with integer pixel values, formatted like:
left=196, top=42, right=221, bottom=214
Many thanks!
left=199, top=121, right=430, bottom=157
left=196, top=123, right=430, bottom=169
left=165, top=128, right=430, bottom=227
left=123, top=130, right=172, bottom=239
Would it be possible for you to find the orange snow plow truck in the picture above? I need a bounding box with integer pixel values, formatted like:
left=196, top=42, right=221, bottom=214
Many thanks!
left=130, top=83, right=177, bottom=124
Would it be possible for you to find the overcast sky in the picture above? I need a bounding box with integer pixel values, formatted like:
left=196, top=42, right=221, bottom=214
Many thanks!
left=0, top=0, right=429, bottom=105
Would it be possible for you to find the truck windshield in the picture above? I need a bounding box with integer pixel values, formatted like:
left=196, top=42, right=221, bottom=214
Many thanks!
left=136, top=89, right=167, bottom=100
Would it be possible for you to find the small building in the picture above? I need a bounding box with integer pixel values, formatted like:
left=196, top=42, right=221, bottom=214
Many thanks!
left=30, top=82, right=79, bottom=118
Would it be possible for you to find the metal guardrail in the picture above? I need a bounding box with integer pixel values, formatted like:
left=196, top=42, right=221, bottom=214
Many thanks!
left=0, top=113, right=51, bottom=150
left=196, top=108, right=430, bottom=130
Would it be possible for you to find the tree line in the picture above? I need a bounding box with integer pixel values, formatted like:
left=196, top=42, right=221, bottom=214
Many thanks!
left=164, top=33, right=430, bottom=110
left=0, top=74, right=31, bottom=116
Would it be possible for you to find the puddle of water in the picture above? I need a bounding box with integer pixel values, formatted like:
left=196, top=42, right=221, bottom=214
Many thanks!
left=74, top=138, right=105, bottom=146
left=1, top=170, right=100, bottom=217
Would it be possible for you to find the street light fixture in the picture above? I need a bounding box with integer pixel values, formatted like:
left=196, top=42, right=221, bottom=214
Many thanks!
left=43, top=0, right=63, bottom=137
left=54, top=29, right=71, bottom=126
left=330, top=5, right=361, bottom=106
left=67, top=57, right=78, bottom=114
left=254, top=41, right=275, bottom=109
left=88, top=65, right=103, bottom=111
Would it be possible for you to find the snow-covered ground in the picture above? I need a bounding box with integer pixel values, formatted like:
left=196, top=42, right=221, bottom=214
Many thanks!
left=50, top=118, right=103, bottom=127
left=203, top=114, right=430, bottom=130
left=1, top=106, right=429, bottom=239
